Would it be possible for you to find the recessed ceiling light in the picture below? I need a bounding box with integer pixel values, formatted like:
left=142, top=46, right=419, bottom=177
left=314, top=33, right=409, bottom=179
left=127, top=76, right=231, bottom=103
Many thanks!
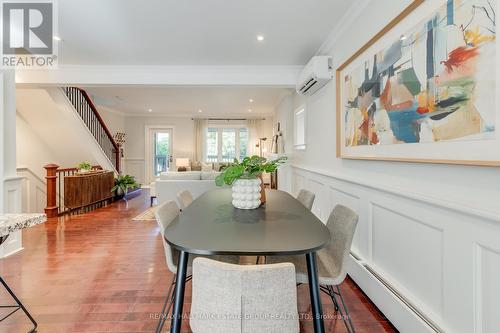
left=256, top=35, right=264, bottom=41
left=198, top=109, right=203, bottom=113
left=53, top=36, right=62, bottom=41
left=248, top=109, right=252, bottom=112
left=249, top=99, right=254, bottom=103
left=148, top=108, right=152, bottom=112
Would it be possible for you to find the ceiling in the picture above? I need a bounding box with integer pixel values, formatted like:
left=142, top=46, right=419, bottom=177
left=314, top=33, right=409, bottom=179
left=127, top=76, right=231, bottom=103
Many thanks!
left=57, top=0, right=352, bottom=66
left=86, top=86, right=292, bottom=117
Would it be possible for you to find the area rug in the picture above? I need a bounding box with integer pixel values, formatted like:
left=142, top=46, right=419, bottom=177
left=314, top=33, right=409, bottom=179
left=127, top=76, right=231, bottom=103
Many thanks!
left=132, top=206, right=157, bottom=221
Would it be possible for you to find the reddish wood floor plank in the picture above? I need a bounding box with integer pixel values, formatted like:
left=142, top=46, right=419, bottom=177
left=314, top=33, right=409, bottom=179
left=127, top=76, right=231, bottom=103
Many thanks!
left=0, top=191, right=397, bottom=332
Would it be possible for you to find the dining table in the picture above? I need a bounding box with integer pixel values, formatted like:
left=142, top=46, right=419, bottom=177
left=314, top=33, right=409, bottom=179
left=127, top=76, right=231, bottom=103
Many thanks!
left=163, top=188, right=331, bottom=333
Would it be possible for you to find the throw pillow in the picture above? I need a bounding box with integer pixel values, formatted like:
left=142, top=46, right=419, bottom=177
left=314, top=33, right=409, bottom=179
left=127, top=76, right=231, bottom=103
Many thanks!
left=191, top=161, right=202, bottom=171
left=201, top=162, right=213, bottom=172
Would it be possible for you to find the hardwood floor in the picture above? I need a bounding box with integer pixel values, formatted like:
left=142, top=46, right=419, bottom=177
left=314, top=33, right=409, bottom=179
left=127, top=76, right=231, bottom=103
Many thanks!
left=0, top=191, right=397, bottom=333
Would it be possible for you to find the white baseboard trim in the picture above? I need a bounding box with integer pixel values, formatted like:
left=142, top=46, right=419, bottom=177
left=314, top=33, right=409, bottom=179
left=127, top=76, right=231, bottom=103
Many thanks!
left=347, top=256, right=440, bottom=333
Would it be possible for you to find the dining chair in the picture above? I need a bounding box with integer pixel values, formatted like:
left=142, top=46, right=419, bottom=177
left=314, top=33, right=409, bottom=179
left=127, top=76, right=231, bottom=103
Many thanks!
left=297, top=189, right=316, bottom=211
left=154, top=201, right=239, bottom=333
left=256, top=189, right=316, bottom=264
left=177, top=190, right=194, bottom=210
left=266, top=204, right=359, bottom=333
left=190, top=258, right=300, bottom=333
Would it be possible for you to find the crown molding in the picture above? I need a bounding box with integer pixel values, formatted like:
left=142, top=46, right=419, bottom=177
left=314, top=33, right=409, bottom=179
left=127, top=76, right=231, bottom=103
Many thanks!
left=15, top=65, right=302, bottom=87
left=96, top=105, right=275, bottom=119
left=316, top=0, right=371, bottom=57
left=122, top=111, right=275, bottom=118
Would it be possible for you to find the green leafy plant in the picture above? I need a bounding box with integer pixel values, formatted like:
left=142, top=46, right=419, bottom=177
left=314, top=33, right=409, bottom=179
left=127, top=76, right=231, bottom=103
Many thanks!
left=215, top=155, right=287, bottom=186
left=77, top=161, right=92, bottom=171
left=111, top=174, right=139, bottom=195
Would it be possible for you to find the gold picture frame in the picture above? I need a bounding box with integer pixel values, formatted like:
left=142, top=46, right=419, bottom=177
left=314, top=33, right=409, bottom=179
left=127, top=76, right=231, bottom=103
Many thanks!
left=335, top=0, right=499, bottom=167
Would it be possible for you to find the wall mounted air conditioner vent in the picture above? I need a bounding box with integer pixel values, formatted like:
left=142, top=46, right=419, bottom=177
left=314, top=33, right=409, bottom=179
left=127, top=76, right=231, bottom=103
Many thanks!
left=296, top=56, right=333, bottom=96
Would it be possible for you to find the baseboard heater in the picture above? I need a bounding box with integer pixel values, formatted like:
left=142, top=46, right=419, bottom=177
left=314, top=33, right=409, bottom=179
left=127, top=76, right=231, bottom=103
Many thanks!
left=361, top=262, right=444, bottom=333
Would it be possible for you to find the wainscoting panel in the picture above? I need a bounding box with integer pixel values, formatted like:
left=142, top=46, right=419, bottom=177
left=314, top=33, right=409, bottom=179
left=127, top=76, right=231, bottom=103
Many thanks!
left=328, top=185, right=365, bottom=258
left=474, top=244, right=500, bottom=333
left=289, top=165, right=500, bottom=333
left=306, top=178, right=327, bottom=221
left=292, top=173, right=306, bottom=197
left=371, top=203, right=444, bottom=318
left=1, top=177, right=23, bottom=257
left=18, top=168, right=46, bottom=213
left=124, top=159, right=145, bottom=185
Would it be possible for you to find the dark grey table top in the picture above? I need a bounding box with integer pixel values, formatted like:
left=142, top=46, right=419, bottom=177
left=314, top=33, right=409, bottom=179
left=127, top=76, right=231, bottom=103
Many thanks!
left=164, top=189, right=331, bottom=256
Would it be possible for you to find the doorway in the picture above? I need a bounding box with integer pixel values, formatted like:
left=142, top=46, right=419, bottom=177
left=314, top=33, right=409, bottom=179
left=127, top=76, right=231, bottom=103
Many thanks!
left=145, top=127, right=173, bottom=184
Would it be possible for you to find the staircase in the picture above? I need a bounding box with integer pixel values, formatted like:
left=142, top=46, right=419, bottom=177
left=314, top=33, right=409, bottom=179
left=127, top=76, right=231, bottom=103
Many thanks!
left=62, top=87, right=120, bottom=173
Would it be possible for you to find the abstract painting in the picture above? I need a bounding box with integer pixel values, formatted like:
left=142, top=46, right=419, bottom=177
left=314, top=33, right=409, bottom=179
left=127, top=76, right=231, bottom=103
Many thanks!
left=337, top=0, right=499, bottom=165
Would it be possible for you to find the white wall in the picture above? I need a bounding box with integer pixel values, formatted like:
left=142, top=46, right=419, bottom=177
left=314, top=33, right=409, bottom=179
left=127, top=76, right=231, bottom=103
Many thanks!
left=98, top=106, right=126, bottom=136
left=16, top=88, right=116, bottom=178
left=274, top=95, right=294, bottom=192
left=16, top=112, right=61, bottom=181
left=276, top=1, right=500, bottom=332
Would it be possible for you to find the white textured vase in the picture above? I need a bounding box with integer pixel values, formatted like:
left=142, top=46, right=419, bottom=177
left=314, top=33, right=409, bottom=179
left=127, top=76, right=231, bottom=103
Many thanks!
left=231, top=178, right=262, bottom=209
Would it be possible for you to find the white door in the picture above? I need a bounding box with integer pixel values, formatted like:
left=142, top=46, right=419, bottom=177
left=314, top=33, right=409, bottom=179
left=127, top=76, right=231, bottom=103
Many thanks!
left=146, top=127, right=173, bottom=184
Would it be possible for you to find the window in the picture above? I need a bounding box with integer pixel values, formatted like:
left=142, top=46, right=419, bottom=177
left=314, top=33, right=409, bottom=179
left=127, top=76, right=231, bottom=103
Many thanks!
left=294, top=106, right=306, bottom=150
left=205, top=127, right=248, bottom=162
left=206, top=128, right=218, bottom=162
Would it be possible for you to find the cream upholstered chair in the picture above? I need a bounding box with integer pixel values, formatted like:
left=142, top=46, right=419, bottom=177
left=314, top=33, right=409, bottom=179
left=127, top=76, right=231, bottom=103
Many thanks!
left=176, top=190, right=194, bottom=210
left=256, top=189, right=316, bottom=264
left=266, top=205, right=359, bottom=333
left=297, top=189, right=316, bottom=211
left=190, top=258, right=299, bottom=333
left=154, top=201, right=239, bottom=333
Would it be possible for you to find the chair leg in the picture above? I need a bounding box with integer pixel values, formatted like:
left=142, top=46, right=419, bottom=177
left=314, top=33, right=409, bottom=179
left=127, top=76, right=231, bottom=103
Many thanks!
left=0, top=276, right=38, bottom=333
left=155, top=275, right=176, bottom=333
left=327, top=285, right=355, bottom=333
left=326, top=285, right=339, bottom=311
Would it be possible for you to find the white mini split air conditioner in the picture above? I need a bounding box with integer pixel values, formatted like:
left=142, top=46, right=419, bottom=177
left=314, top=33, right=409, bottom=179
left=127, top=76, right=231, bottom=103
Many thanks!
left=296, top=56, right=333, bottom=96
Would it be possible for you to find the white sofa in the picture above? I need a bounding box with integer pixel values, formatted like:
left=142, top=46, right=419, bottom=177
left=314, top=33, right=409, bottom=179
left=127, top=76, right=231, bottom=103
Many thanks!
left=152, top=171, right=220, bottom=207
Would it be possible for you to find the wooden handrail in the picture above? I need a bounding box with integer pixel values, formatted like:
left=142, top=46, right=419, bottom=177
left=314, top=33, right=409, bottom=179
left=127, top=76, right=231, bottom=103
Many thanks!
left=63, top=87, right=121, bottom=173
left=56, top=165, right=101, bottom=173
left=78, top=89, right=119, bottom=152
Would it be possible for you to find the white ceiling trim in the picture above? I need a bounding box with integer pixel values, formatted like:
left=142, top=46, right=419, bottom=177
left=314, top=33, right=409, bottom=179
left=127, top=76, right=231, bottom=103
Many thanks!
left=16, top=65, right=301, bottom=87
left=315, top=0, right=371, bottom=57
left=102, top=110, right=275, bottom=118
left=125, top=113, right=271, bottom=119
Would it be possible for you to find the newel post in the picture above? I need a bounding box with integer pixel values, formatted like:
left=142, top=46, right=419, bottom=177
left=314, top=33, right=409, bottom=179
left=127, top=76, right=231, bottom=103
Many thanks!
left=44, top=164, right=59, bottom=218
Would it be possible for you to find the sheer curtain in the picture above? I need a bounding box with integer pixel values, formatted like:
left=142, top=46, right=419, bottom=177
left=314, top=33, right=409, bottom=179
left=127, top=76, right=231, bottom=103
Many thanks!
left=194, top=118, right=208, bottom=162
left=247, top=119, right=262, bottom=156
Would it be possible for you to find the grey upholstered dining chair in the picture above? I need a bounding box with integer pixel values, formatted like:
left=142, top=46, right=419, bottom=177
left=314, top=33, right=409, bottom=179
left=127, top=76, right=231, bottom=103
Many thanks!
left=266, top=204, right=359, bottom=333
left=190, top=258, right=300, bottom=333
left=176, top=190, right=194, bottom=210
left=297, top=189, right=316, bottom=211
left=256, top=189, right=316, bottom=265
left=154, top=201, right=239, bottom=333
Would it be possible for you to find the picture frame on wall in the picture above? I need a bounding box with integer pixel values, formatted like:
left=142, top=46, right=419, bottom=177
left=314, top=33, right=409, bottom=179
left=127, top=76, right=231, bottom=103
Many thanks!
left=336, top=0, right=499, bottom=166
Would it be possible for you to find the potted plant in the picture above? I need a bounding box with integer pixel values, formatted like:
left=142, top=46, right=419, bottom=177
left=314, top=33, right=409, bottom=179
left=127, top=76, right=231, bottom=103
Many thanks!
left=215, top=155, right=287, bottom=209
left=77, top=161, right=92, bottom=173
left=112, top=174, right=139, bottom=199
